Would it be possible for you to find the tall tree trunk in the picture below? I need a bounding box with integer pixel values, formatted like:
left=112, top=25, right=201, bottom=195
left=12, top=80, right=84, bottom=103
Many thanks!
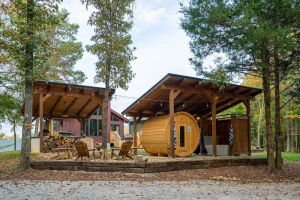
left=274, top=51, right=282, bottom=169
left=102, top=78, right=110, bottom=149
left=261, top=46, right=275, bottom=172
left=291, top=119, right=295, bottom=152
left=286, top=119, right=291, bottom=152
left=13, top=121, right=16, bottom=151
left=21, top=0, right=34, bottom=169
left=257, top=98, right=263, bottom=148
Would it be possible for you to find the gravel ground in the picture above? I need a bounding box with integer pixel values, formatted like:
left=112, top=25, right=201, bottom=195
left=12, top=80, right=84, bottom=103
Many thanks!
left=0, top=180, right=299, bottom=200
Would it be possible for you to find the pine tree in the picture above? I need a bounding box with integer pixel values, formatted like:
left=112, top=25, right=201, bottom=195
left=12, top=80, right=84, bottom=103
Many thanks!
left=181, top=0, right=299, bottom=172
left=81, top=0, right=136, bottom=149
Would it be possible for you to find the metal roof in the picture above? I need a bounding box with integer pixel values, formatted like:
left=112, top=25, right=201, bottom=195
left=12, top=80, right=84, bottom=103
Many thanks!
left=122, top=73, right=262, bottom=118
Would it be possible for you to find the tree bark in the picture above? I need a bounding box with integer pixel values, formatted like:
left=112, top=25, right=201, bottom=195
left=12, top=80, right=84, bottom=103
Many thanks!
left=291, top=119, right=295, bottom=152
left=286, top=118, right=291, bottom=152
left=13, top=122, right=16, bottom=151
left=21, top=0, right=34, bottom=169
left=261, top=46, right=275, bottom=172
left=257, top=98, right=263, bottom=148
left=274, top=51, right=282, bottom=169
left=101, top=78, right=110, bottom=149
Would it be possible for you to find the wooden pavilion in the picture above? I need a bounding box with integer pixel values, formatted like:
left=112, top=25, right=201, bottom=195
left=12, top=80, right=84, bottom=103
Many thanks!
left=122, top=73, right=262, bottom=157
left=31, top=81, right=115, bottom=151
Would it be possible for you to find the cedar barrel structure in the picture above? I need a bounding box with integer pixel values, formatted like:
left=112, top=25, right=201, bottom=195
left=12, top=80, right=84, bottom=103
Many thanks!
left=140, top=112, right=200, bottom=157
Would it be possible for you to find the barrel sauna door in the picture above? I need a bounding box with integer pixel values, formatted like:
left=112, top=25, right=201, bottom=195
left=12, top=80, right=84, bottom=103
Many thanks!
left=175, top=123, right=188, bottom=153
left=175, top=116, right=193, bottom=156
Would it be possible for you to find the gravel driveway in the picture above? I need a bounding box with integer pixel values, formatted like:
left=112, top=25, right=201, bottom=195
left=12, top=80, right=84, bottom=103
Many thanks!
left=0, top=180, right=299, bottom=200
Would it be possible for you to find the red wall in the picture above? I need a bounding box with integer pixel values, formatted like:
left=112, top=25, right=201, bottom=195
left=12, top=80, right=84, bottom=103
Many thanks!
left=61, top=103, right=126, bottom=143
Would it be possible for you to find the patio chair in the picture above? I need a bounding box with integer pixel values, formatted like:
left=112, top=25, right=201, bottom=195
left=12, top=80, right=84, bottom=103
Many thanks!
left=80, top=137, right=96, bottom=158
left=73, top=141, right=95, bottom=160
left=111, top=140, right=134, bottom=160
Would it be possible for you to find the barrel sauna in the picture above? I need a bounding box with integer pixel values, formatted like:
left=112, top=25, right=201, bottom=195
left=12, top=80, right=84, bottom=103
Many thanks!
left=140, top=112, right=200, bottom=157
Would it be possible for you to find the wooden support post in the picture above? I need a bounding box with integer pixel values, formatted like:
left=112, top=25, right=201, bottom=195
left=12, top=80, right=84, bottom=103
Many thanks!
left=133, top=116, right=137, bottom=154
left=169, top=89, right=175, bottom=158
left=107, top=99, right=111, bottom=144
left=244, top=100, right=251, bottom=155
left=39, top=93, right=44, bottom=153
left=211, top=96, right=217, bottom=156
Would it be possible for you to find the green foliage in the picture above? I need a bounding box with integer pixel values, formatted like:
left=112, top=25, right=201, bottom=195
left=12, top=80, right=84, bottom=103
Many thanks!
left=0, top=1, right=85, bottom=89
left=0, top=0, right=86, bottom=126
left=0, top=93, right=22, bottom=126
left=180, top=0, right=299, bottom=80
left=82, top=0, right=136, bottom=148
left=81, top=0, right=136, bottom=89
left=219, top=103, right=246, bottom=116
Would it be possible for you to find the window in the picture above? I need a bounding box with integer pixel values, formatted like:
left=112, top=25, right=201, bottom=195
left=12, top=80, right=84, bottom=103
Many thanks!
left=87, top=119, right=102, bottom=136
left=92, top=108, right=102, bottom=115
left=111, top=115, right=119, bottom=122
left=111, top=124, right=120, bottom=134
left=53, top=120, right=62, bottom=132
left=89, top=119, right=98, bottom=136
left=180, top=126, right=185, bottom=147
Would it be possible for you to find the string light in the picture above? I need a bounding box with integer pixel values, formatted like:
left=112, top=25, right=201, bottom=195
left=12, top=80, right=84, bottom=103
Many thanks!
left=113, top=94, right=211, bottom=103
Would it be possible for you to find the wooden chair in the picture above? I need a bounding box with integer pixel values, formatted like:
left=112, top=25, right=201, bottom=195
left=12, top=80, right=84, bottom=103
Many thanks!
left=73, top=141, right=95, bottom=160
left=80, top=137, right=96, bottom=158
left=111, top=141, right=134, bottom=160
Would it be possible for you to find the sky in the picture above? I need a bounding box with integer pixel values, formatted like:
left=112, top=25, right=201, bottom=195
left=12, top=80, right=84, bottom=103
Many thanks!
left=1, top=0, right=203, bottom=135
left=60, top=0, right=197, bottom=114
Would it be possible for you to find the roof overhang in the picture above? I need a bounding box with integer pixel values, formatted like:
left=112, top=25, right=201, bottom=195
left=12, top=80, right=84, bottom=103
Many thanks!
left=122, top=73, right=262, bottom=118
left=31, top=81, right=115, bottom=119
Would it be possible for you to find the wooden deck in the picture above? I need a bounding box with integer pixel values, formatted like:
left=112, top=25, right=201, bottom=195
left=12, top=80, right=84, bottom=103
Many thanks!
left=31, top=156, right=267, bottom=173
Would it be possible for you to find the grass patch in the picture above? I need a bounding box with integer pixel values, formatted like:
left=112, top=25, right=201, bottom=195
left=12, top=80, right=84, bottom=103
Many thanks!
left=0, top=151, right=21, bottom=178
left=0, top=151, right=21, bottom=160
left=252, top=151, right=300, bottom=162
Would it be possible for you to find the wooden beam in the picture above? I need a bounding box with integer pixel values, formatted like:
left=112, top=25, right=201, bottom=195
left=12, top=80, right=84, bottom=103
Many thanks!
left=76, top=99, right=92, bottom=116
left=173, top=90, right=181, bottom=100
left=133, top=116, right=137, bottom=154
left=169, top=89, right=175, bottom=158
left=201, top=98, right=240, bottom=118
left=44, top=114, right=82, bottom=119
left=62, top=97, right=78, bottom=115
left=161, top=84, right=254, bottom=100
left=50, top=96, right=62, bottom=115
left=42, top=94, right=51, bottom=102
left=39, top=93, right=44, bottom=153
left=34, top=89, right=101, bottom=101
left=211, top=96, right=217, bottom=156
left=174, top=93, right=195, bottom=110
left=184, top=102, right=203, bottom=114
